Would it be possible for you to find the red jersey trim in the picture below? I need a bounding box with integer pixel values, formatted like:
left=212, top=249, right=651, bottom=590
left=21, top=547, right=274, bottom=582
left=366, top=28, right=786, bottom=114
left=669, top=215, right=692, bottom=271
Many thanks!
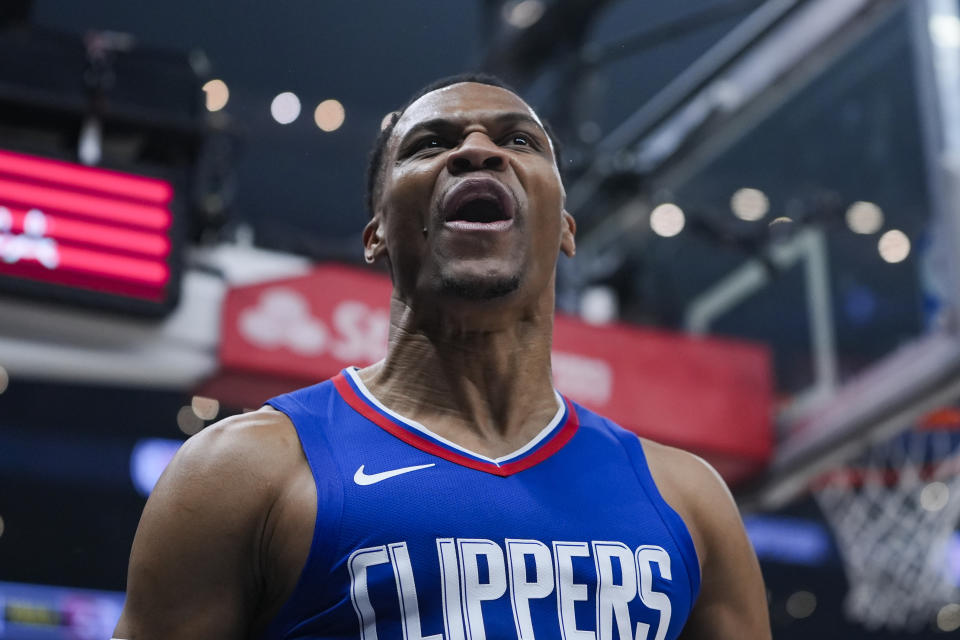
left=331, top=372, right=579, bottom=477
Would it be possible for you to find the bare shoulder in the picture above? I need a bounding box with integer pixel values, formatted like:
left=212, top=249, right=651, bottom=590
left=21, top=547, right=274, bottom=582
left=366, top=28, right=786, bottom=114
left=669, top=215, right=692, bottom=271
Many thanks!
left=148, top=406, right=305, bottom=522
left=114, top=406, right=307, bottom=640
left=140, top=405, right=304, bottom=539
left=189, top=405, right=299, bottom=455
left=173, top=406, right=302, bottom=484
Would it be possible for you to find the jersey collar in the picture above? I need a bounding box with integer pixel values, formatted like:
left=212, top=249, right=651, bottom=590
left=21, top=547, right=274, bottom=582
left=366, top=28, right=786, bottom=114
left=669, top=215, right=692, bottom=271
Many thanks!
left=332, top=367, right=579, bottom=477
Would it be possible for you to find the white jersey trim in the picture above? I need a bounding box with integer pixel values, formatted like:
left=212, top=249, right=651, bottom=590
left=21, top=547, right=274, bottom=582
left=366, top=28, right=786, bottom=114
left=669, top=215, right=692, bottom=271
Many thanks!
left=345, top=367, right=566, bottom=466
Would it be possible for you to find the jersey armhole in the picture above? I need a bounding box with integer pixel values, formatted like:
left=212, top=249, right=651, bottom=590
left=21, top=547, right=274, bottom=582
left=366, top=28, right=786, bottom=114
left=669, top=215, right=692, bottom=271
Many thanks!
left=260, top=393, right=346, bottom=639
left=610, top=426, right=702, bottom=604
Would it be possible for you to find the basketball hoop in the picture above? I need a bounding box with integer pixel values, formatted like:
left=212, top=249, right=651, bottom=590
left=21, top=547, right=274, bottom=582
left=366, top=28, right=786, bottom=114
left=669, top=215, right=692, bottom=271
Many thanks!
left=811, top=409, right=960, bottom=631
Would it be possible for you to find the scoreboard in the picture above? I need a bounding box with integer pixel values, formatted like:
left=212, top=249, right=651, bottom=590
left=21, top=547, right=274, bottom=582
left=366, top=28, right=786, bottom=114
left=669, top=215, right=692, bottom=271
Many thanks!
left=0, top=149, right=181, bottom=315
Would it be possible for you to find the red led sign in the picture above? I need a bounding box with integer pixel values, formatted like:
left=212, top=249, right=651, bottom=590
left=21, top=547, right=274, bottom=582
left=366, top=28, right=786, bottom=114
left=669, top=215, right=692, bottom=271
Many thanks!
left=0, top=149, right=176, bottom=307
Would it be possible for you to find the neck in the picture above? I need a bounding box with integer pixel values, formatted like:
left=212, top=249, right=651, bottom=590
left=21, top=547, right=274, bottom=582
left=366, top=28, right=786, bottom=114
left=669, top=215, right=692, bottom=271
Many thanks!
left=357, top=292, right=560, bottom=458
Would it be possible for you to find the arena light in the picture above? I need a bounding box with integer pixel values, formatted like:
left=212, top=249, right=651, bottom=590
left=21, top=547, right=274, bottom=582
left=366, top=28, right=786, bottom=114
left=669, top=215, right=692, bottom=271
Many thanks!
left=845, top=201, right=884, bottom=234
left=939, top=603, right=960, bottom=632
left=920, top=481, right=950, bottom=512
left=930, top=13, right=960, bottom=48
left=649, top=203, right=685, bottom=237
left=730, top=188, right=769, bottom=221
left=580, top=285, right=618, bottom=325
left=878, top=229, right=910, bottom=263
left=785, top=591, right=817, bottom=619
left=203, top=79, right=230, bottom=112
left=314, top=99, right=346, bottom=132
left=0, top=149, right=178, bottom=308
left=271, top=92, right=301, bottom=124
left=130, top=438, right=182, bottom=496
left=177, top=406, right=204, bottom=435
left=191, top=395, right=220, bottom=421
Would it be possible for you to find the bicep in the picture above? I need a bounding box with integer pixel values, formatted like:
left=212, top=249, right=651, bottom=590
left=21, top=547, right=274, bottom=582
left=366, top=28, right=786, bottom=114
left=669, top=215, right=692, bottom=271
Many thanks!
left=114, top=433, right=265, bottom=640
left=679, top=459, right=770, bottom=639
left=679, top=518, right=769, bottom=638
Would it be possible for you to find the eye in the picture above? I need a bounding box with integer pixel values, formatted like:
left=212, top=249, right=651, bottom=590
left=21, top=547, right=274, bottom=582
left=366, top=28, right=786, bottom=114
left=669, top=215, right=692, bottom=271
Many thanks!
left=413, top=136, right=449, bottom=152
left=504, top=132, right=540, bottom=149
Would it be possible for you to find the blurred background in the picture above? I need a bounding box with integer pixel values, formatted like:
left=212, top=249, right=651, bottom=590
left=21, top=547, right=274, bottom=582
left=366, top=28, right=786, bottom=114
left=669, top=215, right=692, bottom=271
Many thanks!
left=2, top=0, right=960, bottom=637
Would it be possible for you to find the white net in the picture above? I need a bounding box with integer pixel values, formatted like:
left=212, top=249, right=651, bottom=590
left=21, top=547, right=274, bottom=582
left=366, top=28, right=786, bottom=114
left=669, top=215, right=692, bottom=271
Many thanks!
left=812, top=421, right=960, bottom=631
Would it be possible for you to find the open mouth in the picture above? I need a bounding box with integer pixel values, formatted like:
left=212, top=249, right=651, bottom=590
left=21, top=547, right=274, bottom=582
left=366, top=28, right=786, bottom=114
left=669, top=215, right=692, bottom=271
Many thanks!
left=441, top=180, right=515, bottom=232
left=447, top=198, right=511, bottom=224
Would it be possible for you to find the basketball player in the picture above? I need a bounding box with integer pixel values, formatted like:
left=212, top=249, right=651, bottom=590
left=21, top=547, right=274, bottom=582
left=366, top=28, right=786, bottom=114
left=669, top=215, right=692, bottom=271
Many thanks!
left=114, top=74, right=770, bottom=639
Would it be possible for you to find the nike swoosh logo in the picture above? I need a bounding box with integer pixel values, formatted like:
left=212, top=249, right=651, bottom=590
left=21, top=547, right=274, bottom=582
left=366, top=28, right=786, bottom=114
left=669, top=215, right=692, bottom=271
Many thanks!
left=353, top=463, right=436, bottom=486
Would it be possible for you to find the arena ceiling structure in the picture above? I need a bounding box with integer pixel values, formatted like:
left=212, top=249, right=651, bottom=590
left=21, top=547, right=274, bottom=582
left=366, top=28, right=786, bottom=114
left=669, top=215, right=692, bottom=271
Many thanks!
left=18, top=0, right=764, bottom=253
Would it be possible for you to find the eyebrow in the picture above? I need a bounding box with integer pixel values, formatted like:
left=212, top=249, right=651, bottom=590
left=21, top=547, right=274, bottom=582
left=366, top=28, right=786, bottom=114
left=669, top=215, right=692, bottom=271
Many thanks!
left=397, top=112, right=548, bottom=149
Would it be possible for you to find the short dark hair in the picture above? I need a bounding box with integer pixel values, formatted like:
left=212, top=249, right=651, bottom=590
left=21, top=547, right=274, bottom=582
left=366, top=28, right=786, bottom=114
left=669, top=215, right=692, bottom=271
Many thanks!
left=364, top=72, right=563, bottom=216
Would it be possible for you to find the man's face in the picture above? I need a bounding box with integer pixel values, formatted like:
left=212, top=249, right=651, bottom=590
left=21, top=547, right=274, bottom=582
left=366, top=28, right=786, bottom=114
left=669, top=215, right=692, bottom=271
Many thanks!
left=365, top=82, right=575, bottom=308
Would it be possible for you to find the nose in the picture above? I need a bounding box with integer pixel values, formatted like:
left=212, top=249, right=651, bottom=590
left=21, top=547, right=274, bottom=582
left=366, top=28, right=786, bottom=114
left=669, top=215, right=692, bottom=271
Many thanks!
left=446, top=132, right=506, bottom=174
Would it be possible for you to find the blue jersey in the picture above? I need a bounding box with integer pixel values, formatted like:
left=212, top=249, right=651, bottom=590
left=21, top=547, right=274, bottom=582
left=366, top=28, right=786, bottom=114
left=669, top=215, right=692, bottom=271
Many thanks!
left=261, top=368, right=700, bottom=640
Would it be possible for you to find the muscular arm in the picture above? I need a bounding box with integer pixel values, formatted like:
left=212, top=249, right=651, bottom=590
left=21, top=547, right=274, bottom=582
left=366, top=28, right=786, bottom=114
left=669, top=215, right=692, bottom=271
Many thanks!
left=113, top=410, right=301, bottom=640
left=643, top=440, right=771, bottom=640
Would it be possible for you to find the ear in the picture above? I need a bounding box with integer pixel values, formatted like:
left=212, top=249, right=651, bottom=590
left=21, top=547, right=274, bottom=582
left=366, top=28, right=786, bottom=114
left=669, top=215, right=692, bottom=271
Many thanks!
left=362, top=216, right=388, bottom=264
left=560, top=210, right=576, bottom=257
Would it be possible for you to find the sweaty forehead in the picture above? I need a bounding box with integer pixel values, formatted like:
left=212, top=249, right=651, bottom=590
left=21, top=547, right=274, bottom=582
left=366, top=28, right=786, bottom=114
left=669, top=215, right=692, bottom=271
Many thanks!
left=392, top=82, right=544, bottom=141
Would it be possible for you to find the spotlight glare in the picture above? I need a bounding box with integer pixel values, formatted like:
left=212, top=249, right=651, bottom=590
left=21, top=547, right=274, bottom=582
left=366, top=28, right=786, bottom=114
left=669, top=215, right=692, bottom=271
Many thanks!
left=938, top=603, right=960, bottom=632
left=271, top=92, right=301, bottom=125
left=314, top=99, right=346, bottom=132
left=845, top=201, right=884, bottom=234
left=730, top=188, right=769, bottom=221
left=930, top=14, right=960, bottom=48
left=177, top=406, right=204, bottom=435
left=878, top=229, right=910, bottom=263
left=785, top=591, right=817, bottom=619
left=580, top=286, right=618, bottom=326
left=920, top=481, right=950, bottom=512
left=202, top=79, right=229, bottom=112
left=191, top=395, right=220, bottom=421
left=649, top=203, right=685, bottom=238
left=130, top=438, right=182, bottom=496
